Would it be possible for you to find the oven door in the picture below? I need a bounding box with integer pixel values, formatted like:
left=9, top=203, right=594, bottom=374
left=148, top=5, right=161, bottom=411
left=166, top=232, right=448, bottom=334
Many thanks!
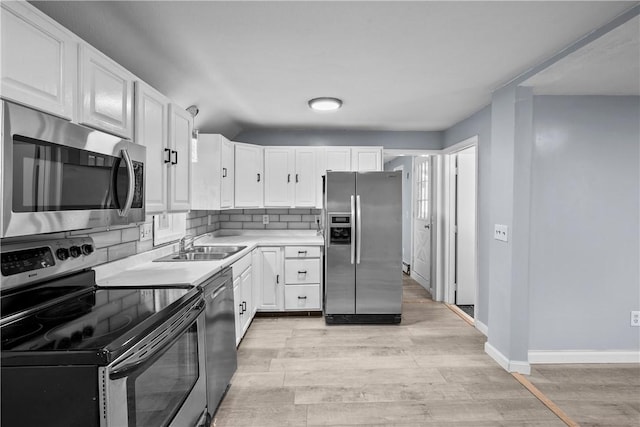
left=100, top=301, right=207, bottom=427
left=1, top=101, right=145, bottom=238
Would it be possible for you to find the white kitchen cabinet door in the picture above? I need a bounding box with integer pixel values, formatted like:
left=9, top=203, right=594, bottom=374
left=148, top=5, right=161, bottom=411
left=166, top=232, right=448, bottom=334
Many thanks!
left=294, top=148, right=318, bottom=207
left=78, top=45, right=134, bottom=139
left=168, top=104, right=192, bottom=212
left=234, top=143, right=264, bottom=208
left=264, top=147, right=294, bottom=207
left=191, top=134, right=234, bottom=210
left=324, top=147, right=351, bottom=172
left=240, top=266, right=253, bottom=334
left=220, top=138, right=235, bottom=208
left=351, top=147, right=383, bottom=171
left=233, top=277, right=242, bottom=346
left=135, top=82, right=169, bottom=214
left=256, top=247, right=283, bottom=311
left=1, top=2, right=76, bottom=119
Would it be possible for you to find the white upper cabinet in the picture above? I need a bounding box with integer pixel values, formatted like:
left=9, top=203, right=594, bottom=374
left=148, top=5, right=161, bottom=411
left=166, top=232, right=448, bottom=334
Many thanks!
left=1, top=2, right=76, bottom=119
left=264, top=147, right=295, bottom=207
left=234, top=143, right=264, bottom=208
left=294, top=148, right=318, bottom=207
left=167, top=104, right=192, bottom=212
left=191, top=134, right=235, bottom=210
left=78, top=45, right=134, bottom=139
left=324, top=147, right=351, bottom=172
left=264, top=147, right=318, bottom=208
left=135, top=82, right=169, bottom=214
left=351, top=147, right=383, bottom=171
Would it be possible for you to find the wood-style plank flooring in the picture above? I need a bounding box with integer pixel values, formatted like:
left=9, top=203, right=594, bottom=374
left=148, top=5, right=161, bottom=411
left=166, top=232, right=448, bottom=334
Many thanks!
left=212, top=275, right=640, bottom=426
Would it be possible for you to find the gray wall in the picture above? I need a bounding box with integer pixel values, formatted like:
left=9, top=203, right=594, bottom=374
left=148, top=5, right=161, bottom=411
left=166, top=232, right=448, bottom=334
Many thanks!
left=443, top=105, right=492, bottom=327
left=384, top=156, right=413, bottom=265
left=235, top=128, right=443, bottom=150
left=528, top=95, right=640, bottom=351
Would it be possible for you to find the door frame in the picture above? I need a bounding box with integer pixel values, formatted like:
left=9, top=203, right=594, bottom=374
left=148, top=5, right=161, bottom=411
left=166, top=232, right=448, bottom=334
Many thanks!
left=438, top=136, right=479, bottom=317
left=392, top=164, right=409, bottom=273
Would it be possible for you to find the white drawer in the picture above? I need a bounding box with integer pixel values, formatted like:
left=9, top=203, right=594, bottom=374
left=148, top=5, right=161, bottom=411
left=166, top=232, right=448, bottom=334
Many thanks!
left=231, top=253, right=251, bottom=281
left=285, top=259, right=320, bottom=284
left=284, top=284, right=321, bottom=310
left=285, top=246, right=321, bottom=258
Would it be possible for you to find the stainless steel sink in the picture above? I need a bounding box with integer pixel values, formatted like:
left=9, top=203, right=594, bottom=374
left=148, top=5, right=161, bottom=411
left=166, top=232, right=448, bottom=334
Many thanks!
left=154, top=245, right=246, bottom=262
left=190, top=245, right=246, bottom=254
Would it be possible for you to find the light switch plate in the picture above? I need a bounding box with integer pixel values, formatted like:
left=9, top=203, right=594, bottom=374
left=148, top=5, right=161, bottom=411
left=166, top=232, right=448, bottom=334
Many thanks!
left=494, top=224, right=508, bottom=242
left=631, top=311, right=640, bottom=327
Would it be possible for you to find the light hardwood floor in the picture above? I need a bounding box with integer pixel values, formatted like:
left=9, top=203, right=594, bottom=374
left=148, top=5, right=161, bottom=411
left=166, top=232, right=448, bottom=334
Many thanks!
left=212, top=276, right=640, bottom=426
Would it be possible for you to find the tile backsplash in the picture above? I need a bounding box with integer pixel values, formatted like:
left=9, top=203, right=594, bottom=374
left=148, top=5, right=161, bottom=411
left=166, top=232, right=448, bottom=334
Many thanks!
left=215, top=208, right=321, bottom=231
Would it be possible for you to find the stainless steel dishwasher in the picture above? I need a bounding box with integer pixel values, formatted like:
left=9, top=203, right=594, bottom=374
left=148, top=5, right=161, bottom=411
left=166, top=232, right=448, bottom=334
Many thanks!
left=201, top=267, right=237, bottom=419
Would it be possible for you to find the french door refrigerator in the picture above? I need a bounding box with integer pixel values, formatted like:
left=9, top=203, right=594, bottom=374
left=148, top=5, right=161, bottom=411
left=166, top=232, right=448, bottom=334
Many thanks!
left=324, top=171, right=402, bottom=324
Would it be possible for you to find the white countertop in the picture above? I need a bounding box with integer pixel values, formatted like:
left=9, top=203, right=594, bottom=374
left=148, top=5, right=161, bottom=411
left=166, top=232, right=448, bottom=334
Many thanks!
left=96, top=231, right=323, bottom=288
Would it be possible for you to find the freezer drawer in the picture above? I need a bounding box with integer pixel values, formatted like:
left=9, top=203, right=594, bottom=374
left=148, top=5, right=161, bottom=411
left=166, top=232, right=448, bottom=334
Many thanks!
left=284, top=284, right=321, bottom=310
left=285, top=259, right=320, bottom=284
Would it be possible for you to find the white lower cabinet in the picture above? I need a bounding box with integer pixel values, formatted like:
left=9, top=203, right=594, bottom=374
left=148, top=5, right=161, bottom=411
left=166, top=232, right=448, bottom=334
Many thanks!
left=255, top=247, right=284, bottom=311
left=232, top=252, right=254, bottom=346
left=284, top=246, right=322, bottom=311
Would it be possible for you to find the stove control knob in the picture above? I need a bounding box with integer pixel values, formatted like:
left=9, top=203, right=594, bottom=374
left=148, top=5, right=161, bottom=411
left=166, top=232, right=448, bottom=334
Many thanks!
left=81, top=244, right=94, bottom=256
left=69, top=246, right=81, bottom=258
left=56, top=248, right=70, bottom=261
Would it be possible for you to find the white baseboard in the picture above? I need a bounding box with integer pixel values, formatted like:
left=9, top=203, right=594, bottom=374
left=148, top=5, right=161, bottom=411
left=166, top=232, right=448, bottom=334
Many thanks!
left=410, top=271, right=429, bottom=290
left=475, top=319, right=488, bottom=336
left=485, top=342, right=531, bottom=374
left=529, top=350, right=640, bottom=364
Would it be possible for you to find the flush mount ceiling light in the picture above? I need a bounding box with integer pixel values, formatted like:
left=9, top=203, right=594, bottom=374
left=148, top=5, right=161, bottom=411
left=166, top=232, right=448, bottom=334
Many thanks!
left=308, top=97, right=342, bottom=112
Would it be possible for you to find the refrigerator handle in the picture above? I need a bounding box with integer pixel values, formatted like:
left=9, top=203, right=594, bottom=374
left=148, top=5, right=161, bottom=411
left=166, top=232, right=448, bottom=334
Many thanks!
left=356, top=194, right=362, bottom=264
left=350, top=195, right=355, bottom=265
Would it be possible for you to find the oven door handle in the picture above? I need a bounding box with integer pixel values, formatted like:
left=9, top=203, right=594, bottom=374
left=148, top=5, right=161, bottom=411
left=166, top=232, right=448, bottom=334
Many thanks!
left=109, top=300, right=204, bottom=380
left=118, top=149, right=136, bottom=218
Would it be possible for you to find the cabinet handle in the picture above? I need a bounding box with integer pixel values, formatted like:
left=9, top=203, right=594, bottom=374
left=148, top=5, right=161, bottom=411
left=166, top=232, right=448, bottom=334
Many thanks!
left=298, top=250, right=307, bottom=255
left=257, top=173, right=261, bottom=182
left=242, top=301, right=247, bottom=311
left=298, top=270, right=307, bottom=275
left=239, top=304, right=244, bottom=315
left=287, top=174, right=291, bottom=183
left=164, top=148, right=171, bottom=164
left=171, top=150, right=178, bottom=165
left=276, top=274, right=279, bottom=284
left=295, top=174, right=299, bottom=183
left=223, top=167, right=227, bottom=178
left=297, top=296, right=307, bottom=300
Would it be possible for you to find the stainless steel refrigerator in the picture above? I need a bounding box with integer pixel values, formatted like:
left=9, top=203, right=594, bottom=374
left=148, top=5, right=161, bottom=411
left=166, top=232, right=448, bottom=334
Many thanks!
left=324, top=171, right=402, bottom=324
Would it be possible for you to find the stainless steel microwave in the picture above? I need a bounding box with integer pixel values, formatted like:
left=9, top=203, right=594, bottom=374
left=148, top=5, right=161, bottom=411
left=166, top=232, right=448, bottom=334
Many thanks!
left=1, top=101, right=145, bottom=238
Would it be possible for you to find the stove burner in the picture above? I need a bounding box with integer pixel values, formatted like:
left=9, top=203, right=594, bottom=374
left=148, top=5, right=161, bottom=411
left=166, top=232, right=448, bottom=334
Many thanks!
left=36, top=300, right=93, bottom=321
left=0, top=322, right=44, bottom=347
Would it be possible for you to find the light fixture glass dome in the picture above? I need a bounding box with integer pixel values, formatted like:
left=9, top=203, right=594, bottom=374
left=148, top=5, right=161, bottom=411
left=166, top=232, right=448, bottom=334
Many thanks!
left=308, top=97, right=342, bottom=111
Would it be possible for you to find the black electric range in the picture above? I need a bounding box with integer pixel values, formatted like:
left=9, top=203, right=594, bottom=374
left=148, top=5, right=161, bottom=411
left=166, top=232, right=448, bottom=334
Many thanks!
left=1, top=270, right=198, bottom=366
left=1, top=237, right=208, bottom=427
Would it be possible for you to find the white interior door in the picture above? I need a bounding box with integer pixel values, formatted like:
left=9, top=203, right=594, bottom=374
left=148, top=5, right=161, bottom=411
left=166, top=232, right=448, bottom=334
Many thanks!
left=455, top=146, right=477, bottom=305
left=412, top=157, right=431, bottom=288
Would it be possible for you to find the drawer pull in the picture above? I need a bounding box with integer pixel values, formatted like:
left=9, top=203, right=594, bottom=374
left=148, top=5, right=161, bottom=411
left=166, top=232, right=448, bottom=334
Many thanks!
left=297, top=296, right=307, bottom=300
left=239, top=304, right=244, bottom=315
left=242, top=301, right=247, bottom=311
left=298, top=270, right=307, bottom=275
left=298, top=250, right=307, bottom=255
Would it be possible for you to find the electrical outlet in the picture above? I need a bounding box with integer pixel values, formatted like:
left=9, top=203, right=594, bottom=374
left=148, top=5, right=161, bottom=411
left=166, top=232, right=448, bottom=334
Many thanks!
left=631, top=311, right=640, bottom=327
left=494, top=224, right=508, bottom=242
left=262, top=215, right=269, bottom=225
left=139, top=223, right=152, bottom=241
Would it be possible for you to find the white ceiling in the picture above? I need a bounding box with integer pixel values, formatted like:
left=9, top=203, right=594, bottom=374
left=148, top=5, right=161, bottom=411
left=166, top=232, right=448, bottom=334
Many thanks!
left=30, top=1, right=638, bottom=138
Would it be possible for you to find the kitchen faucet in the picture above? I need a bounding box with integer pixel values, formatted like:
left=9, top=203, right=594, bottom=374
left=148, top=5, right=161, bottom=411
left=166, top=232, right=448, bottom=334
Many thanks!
left=179, top=233, right=212, bottom=253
